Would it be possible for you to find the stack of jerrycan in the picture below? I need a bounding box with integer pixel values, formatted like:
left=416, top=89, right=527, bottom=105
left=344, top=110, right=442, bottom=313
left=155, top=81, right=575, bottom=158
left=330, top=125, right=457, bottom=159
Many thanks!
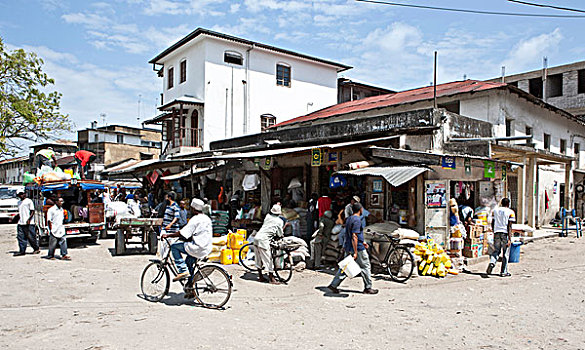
left=413, top=239, right=459, bottom=278
left=217, top=230, right=247, bottom=265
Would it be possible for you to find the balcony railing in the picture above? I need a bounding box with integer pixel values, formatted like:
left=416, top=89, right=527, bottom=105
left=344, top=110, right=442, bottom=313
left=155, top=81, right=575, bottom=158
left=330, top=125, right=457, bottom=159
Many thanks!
left=171, top=128, right=203, bottom=148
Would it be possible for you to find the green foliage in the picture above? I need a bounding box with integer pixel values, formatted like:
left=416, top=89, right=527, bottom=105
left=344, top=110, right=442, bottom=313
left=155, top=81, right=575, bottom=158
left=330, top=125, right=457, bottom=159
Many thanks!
left=0, top=37, right=72, bottom=158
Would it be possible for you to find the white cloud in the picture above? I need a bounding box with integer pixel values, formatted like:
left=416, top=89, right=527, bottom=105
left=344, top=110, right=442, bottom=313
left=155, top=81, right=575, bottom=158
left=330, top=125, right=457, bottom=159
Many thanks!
left=61, top=12, right=111, bottom=29
left=502, top=28, right=563, bottom=74
left=142, top=0, right=226, bottom=16
left=15, top=44, right=161, bottom=134
left=229, top=3, right=240, bottom=13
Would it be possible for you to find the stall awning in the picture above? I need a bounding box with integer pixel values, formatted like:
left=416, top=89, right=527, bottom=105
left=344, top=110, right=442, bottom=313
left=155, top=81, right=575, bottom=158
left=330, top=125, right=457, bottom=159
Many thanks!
left=336, top=166, right=429, bottom=187
left=80, top=183, right=105, bottom=190
left=160, top=163, right=221, bottom=181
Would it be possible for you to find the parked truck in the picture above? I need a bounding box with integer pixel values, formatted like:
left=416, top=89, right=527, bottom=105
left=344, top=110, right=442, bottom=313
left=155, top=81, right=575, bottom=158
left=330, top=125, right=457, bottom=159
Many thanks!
left=26, top=179, right=107, bottom=245
left=0, top=185, right=24, bottom=223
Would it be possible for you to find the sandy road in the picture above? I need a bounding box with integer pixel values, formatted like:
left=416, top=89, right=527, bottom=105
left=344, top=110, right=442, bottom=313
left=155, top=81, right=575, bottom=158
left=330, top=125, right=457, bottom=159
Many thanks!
left=0, top=223, right=584, bottom=350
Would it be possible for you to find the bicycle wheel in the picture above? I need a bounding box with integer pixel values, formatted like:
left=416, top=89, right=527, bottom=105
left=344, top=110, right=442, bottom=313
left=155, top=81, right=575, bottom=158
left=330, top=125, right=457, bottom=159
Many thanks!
left=273, top=249, right=293, bottom=283
left=239, top=242, right=256, bottom=272
left=140, top=262, right=170, bottom=302
left=193, top=265, right=232, bottom=309
left=386, top=246, right=415, bottom=283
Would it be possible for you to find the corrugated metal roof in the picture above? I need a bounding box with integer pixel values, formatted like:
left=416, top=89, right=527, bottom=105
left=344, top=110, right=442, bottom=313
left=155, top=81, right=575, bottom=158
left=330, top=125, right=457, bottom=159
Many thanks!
left=272, top=80, right=506, bottom=128
left=336, top=166, right=429, bottom=187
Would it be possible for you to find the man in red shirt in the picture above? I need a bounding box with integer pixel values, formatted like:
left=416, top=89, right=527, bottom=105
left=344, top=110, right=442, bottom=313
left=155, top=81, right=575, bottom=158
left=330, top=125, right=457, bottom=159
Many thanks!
left=75, top=150, right=97, bottom=179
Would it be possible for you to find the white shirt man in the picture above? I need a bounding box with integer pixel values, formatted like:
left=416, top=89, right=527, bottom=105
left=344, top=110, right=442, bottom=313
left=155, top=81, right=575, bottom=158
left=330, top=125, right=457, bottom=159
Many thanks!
left=47, top=204, right=66, bottom=238
left=47, top=198, right=70, bottom=260
left=180, top=212, right=213, bottom=259
left=15, top=191, right=39, bottom=256
left=162, top=198, right=212, bottom=284
left=487, top=198, right=515, bottom=277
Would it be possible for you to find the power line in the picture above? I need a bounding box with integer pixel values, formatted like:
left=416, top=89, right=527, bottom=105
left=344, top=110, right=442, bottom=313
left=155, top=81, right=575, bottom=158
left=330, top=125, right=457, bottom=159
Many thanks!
left=507, top=0, right=585, bottom=14
left=355, top=0, right=585, bottom=18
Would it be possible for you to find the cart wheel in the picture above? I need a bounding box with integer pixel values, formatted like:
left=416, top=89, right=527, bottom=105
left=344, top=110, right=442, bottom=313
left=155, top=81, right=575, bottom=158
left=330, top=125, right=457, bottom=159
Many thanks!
left=100, top=228, right=108, bottom=239
left=115, top=229, right=126, bottom=256
left=148, top=229, right=158, bottom=255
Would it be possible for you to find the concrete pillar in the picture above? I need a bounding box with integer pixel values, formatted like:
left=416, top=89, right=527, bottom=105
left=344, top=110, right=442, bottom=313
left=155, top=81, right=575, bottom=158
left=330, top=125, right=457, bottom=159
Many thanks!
left=517, top=160, right=526, bottom=224
left=565, top=161, right=573, bottom=210
left=526, top=156, right=537, bottom=227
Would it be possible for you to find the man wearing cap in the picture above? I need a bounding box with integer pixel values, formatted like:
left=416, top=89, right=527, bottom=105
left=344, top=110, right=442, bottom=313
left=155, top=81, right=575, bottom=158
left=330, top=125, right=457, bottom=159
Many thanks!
left=162, top=198, right=213, bottom=286
left=253, top=203, right=285, bottom=284
left=15, top=191, right=40, bottom=256
left=344, top=195, right=361, bottom=219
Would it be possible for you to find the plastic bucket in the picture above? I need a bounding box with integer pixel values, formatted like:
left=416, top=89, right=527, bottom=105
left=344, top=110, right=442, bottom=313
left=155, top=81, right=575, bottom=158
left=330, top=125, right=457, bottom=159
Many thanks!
left=508, top=242, right=522, bottom=263
left=338, top=255, right=361, bottom=278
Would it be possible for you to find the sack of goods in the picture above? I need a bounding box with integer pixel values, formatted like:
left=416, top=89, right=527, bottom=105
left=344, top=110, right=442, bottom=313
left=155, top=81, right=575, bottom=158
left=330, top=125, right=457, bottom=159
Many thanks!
left=413, top=239, right=460, bottom=278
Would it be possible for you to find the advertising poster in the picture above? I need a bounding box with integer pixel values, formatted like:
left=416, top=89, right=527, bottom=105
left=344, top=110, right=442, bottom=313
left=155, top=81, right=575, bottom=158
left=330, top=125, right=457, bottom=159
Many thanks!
left=426, top=183, right=447, bottom=208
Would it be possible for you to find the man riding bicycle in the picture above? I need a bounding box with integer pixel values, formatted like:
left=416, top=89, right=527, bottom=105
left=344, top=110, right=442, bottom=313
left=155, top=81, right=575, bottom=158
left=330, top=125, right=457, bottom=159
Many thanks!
left=162, top=198, right=212, bottom=294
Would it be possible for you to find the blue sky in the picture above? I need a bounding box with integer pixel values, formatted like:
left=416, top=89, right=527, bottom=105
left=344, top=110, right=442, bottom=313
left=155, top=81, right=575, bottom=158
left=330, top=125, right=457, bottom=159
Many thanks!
left=1, top=0, right=584, bottom=137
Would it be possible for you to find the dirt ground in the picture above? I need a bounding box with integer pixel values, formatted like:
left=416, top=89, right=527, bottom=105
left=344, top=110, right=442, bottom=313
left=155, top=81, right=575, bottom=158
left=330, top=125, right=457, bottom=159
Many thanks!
left=0, top=224, right=584, bottom=350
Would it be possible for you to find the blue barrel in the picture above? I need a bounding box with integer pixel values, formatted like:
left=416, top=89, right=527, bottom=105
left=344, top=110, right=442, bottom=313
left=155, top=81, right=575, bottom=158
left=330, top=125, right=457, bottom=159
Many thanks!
left=508, top=242, right=522, bottom=263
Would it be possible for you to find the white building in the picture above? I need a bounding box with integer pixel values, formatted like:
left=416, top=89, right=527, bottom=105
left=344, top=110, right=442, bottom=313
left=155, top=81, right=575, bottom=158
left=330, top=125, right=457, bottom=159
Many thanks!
left=145, top=28, right=350, bottom=155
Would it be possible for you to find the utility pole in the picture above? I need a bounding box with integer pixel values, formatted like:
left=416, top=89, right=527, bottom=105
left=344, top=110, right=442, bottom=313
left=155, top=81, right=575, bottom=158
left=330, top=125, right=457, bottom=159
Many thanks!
left=433, top=51, right=437, bottom=109
left=137, top=94, right=142, bottom=125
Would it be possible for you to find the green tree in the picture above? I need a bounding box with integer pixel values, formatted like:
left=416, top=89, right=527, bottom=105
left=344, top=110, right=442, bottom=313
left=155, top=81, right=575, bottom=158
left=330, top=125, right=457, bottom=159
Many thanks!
left=0, top=37, right=72, bottom=158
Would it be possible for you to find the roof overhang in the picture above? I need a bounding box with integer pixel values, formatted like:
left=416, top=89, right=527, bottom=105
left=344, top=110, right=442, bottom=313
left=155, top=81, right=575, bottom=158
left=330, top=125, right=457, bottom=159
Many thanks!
left=149, top=28, right=352, bottom=72
left=491, top=144, right=573, bottom=164
left=158, top=96, right=204, bottom=112
left=143, top=112, right=172, bottom=125
left=336, top=166, right=430, bottom=187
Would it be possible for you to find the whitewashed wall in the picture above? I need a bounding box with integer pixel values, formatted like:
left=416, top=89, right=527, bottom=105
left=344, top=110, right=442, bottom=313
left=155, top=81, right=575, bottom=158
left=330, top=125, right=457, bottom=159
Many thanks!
left=158, top=35, right=339, bottom=151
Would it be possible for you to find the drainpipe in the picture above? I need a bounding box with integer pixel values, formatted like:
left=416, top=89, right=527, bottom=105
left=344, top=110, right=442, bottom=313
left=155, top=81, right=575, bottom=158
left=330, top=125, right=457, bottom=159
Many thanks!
left=244, top=44, right=254, bottom=134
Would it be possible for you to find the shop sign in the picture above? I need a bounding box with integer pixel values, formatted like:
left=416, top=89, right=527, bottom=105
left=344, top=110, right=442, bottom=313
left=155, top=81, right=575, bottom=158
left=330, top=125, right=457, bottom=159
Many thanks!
left=501, top=165, right=507, bottom=182
left=464, top=158, right=471, bottom=175
left=484, top=161, right=495, bottom=178
left=261, top=157, right=272, bottom=171
left=553, top=180, right=558, bottom=194
left=372, top=179, right=383, bottom=193
left=441, top=156, right=456, bottom=169
left=328, top=151, right=338, bottom=163
left=311, top=148, right=322, bottom=167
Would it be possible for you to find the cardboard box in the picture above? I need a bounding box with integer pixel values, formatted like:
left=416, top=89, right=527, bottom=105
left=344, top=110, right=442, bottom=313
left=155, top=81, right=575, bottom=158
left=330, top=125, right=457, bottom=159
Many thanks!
left=462, top=248, right=479, bottom=258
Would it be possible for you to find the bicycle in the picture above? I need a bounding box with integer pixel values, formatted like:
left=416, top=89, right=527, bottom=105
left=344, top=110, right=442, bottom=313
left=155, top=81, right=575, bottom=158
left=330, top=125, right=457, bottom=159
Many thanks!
left=140, top=238, right=232, bottom=309
left=367, top=231, right=415, bottom=283
left=239, top=237, right=301, bottom=283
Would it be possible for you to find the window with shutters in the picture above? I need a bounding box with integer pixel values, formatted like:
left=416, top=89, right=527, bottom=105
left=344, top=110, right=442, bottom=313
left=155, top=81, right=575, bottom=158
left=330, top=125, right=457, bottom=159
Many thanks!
left=276, top=64, right=291, bottom=87
left=180, top=60, right=186, bottom=84
left=167, top=67, right=174, bottom=89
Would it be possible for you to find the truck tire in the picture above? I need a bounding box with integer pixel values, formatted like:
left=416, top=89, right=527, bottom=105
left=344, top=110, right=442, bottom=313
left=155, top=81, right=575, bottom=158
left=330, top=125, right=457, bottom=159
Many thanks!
left=115, top=229, right=126, bottom=256
left=148, top=229, right=158, bottom=255
left=100, top=228, right=108, bottom=239
left=87, top=235, right=98, bottom=245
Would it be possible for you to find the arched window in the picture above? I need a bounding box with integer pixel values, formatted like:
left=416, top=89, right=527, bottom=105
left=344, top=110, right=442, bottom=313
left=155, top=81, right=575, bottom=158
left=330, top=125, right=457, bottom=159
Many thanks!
left=224, top=51, right=243, bottom=65
left=261, top=114, right=276, bottom=131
